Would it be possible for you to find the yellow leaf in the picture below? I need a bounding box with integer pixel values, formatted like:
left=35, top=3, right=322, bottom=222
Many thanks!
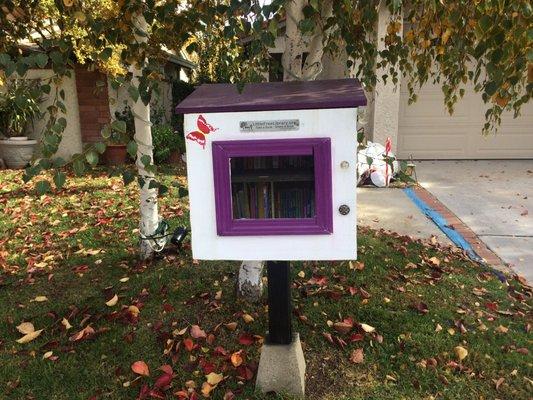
left=454, top=346, right=468, bottom=361
left=105, top=294, right=118, bottom=307
left=61, top=318, right=72, bottom=330
left=63, top=0, right=74, bottom=6
left=205, top=372, right=223, bottom=386
left=360, top=323, right=375, bottom=333
left=435, top=323, right=443, bottom=332
left=34, top=296, right=48, bottom=302
left=201, top=382, right=214, bottom=397
left=128, top=305, right=140, bottom=317
left=242, top=314, right=254, bottom=324
left=119, top=277, right=129, bottom=282
left=297, top=270, right=305, bottom=278
left=16, top=322, right=35, bottom=335
left=43, top=351, right=53, bottom=359
left=16, top=329, right=43, bottom=344
left=495, top=325, right=509, bottom=334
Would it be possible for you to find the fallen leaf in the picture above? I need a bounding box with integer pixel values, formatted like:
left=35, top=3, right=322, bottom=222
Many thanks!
left=493, top=377, right=505, bottom=390
left=230, top=351, right=243, bottom=367
left=360, top=323, right=375, bottom=333
left=33, top=296, right=48, bottom=302
left=61, top=318, right=72, bottom=330
left=242, top=314, right=254, bottom=324
left=128, top=305, right=140, bottom=317
left=16, top=329, right=43, bottom=344
left=297, top=270, right=305, bottom=278
left=495, top=325, right=509, bottom=334
left=43, top=351, right=53, bottom=359
left=428, top=257, right=440, bottom=266
left=201, top=382, right=214, bottom=397
left=119, top=277, right=130, bottom=282
left=131, top=360, right=150, bottom=377
left=206, top=372, right=223, bottom=386
left=350, top=348, right=364, bottom=364
left=238, top=333, right=254, bottom=346
left=16, top=322, right=35, bottom=335
left=333, top=322, right=352, bottom=334
left=225, top=322, right=237, bottom=331
left=191, top=325, right=207, bottom=339
left=435, top=323, right=443, bottom=332
left=454, top=346, right=468, bottom=361
left=105, top=294, right=118, bottom=307
left=183, top=338, right=195, bottom=351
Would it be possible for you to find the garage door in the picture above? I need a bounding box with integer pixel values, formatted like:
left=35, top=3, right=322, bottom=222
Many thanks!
left=398, top=80, right=533, bottom=159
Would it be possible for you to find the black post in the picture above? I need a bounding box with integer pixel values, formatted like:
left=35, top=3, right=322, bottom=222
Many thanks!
left=266, top=261, right=293, bottom=345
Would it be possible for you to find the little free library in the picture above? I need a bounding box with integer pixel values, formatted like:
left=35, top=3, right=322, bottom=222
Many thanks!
left=176, top=78, right=367, bottom=398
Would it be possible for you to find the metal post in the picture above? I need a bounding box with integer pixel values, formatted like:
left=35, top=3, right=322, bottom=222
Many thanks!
left=266, top=261, right=292, bottom=344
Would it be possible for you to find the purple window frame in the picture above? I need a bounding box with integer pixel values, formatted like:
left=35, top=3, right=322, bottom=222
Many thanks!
left=212, top=138, right=333, bottom=236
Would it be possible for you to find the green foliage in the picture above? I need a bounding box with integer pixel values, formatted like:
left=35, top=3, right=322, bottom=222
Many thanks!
left=110, top=106, right=135, bottom=145
left=0, top=79, right=43, bottom=138
left=152, top=124, right=183, bottom=165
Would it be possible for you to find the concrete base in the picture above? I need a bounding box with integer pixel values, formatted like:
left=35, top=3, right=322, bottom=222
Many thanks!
left=256, top=333, right=306, bottom=398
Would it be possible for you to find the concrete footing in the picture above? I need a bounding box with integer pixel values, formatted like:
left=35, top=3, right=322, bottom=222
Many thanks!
left=256, top=333, right=306, bottom=398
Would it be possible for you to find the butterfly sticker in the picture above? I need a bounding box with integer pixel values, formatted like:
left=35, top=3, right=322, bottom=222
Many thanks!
left=186, top=115, right=218, bottom=149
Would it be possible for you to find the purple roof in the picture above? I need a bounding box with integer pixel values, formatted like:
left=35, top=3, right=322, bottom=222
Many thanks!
left=175, top=79, right=366, bottom=114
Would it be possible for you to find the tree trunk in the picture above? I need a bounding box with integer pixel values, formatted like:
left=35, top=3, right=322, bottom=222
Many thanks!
left=302, top=0, right=332, bottom=80
left=282, top=0, right=306, bottom=81
left=237, top=260, right=265, bottom=302
left=130, top=14, right=162, bottom=260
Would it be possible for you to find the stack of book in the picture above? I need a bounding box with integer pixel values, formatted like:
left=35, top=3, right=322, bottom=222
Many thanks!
left=230, top=155, right=316, bottom=220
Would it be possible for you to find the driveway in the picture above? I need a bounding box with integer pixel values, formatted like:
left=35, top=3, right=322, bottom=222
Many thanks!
left=416, top=160, right=533, bottom=282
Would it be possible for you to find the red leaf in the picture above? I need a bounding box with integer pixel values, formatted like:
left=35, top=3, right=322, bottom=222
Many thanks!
left=137, top=384, right=150, bottom=400
left=159, top=364, right=173, bottom=376
left=148, top=389, right=165, bottom=399
left=154, top=373, right=172, bottom=389
left=349, top=333, right=365, bottom=342
left=485, top=302, right=498, bottom=312
left=131, top=361, right=150, bottom=377
left=183, top=338, right=195, bottom=352
left=236, top=365, right=254, bottom=380
left=238, top=333, right=254, bottom=346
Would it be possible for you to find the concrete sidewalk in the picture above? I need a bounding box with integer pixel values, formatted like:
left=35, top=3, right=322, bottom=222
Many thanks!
left=357, top=187, right=452, bottom=245
left=416, top=160, right=533, bottom=282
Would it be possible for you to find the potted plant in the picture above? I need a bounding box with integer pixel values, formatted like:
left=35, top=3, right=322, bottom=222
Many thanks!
left=0, top=79, right=42, bottom=169
left=104, top=105, right=135, bottom=166
left=152, top=124, right=184, bottom=164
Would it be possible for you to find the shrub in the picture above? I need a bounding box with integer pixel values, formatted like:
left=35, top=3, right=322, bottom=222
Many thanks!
left=152, top=124, right=184, bottom=164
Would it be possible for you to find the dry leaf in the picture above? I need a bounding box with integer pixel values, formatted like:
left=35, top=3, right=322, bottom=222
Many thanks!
left=16, top=329, right=43, bottom=344
left=206, top=372, right=223, bottom=386
left=495, top=325, right=509, bottom=333
left=33, top=296, right=48, bottom=302
left=350, top=348, right=364, bottom=364
left=435, top=323, right=443, bottom=332
left=191, top=325, right=207, bottom=339
left=16, top=322, right=35, bottom=335
left=131, top=360, right=150, bottom=377
left=242, top=314, right=254, bottom=323
left=454, top=346, right=468, bottom=361
left=230, top=351, right=243, bottom=367
left=119, top=277, right=129, bottom=282
left=333, top=322, right=352, bottom=334
left=297, top=270, right=305, bottom=278
left=201, top=382, right=214, bottom=397
left=224, top=322, right=237, bottom=331
left=360, top=323, right=375, bottom=333
left=43, top=351, right=53, bottom=359
left=128, top=305, right=140, bottom=317
left=105, top=294, right=118, bottom=307
left=61, top=318, right=72, bottom=330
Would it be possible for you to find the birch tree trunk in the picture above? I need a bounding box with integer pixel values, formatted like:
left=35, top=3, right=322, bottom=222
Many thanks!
left=130, top=14, right=161, bottom=260
left=302, top=0, right=332, bottom=80
left=282, top=0, right=306, bottom=81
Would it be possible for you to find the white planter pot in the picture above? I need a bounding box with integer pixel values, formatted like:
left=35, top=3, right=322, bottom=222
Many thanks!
left=0, top=138, right=37, bottom=169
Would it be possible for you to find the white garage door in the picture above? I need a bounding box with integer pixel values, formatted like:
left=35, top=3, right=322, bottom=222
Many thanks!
left=398, top=80, right=533, bottom=159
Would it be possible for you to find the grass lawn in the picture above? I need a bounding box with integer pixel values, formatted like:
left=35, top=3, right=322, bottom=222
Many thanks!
left=0, top=166, right=531, bottom=400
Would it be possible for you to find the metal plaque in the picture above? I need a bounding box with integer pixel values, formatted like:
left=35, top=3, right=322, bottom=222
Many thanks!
left=239, top=119, right=300, bottom=132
